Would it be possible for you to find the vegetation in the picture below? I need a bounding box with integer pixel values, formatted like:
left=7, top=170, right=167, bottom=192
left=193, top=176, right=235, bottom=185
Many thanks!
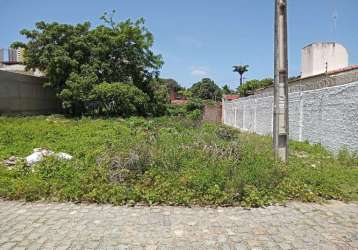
left=222, top=84, right=235, bottom=95
left=12, top=11, right=165, bottom=116
left=190, top=78, right=222, bottom=101
left=0, top=116, right=357, bottom=207
left=233, top=65, right=249, bottom=86
left=237, top=78, right=273, bottom=96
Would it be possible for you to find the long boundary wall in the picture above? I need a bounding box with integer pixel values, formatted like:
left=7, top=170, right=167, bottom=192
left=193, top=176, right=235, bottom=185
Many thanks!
left=0, top=70, right=60, bottom=115
left=223, top=73, right=358, bottom=153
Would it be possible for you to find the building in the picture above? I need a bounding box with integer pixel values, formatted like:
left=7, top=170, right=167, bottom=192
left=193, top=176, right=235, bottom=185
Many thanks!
left=6, top=48, right=25, bottom=64
left=0, top=49, right=4, bottom=64
left=16, top=48, right=25, bottom=63
left=8, top=49, right=17, bottom=63
left=301, top=42, right=348, bottom=78
left=169, top=87, right=188, bottom=105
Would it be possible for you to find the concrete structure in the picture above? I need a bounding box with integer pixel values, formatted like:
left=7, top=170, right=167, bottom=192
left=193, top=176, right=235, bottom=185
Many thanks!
left=0, top=70, right=60, bottom=115
left=3, top=48, right=25, bottom=64
left=8, top=49, right=17, bottom=63
left=0, top=64, right=44, bottom=77
left=223, top=95, right=240, bottom=101
left=223, top=68, right=358, bottom=153
left=169, top=88, right=187, bottom=105
left=301, top=42, right=348, bottom=78
left=273, top=0, right=289, bottom=162
left=0, top=49, right=4, bottom=63
left=202, top=103, right=222, bottom=123
left=15, top=48, right=25, bottom=63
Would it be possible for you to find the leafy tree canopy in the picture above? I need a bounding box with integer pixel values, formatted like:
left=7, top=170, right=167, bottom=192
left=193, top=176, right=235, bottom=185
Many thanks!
left=161, top=78, right=183, bottom=92
left=190, top=78, right=222, bottom=101
left=12, top=11, right=165, bottom=116
left=233, top=64, right=249, bottom=85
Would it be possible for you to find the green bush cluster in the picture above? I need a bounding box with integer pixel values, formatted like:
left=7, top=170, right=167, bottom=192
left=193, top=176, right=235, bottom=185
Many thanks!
left=0, top=116, right=357, bottom=207
left=90, top=82, right=150, bottom=117
left=238, top=78, right=273, bottom=97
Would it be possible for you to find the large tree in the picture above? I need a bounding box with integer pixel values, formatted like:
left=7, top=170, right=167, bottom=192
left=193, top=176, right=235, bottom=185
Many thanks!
left=190, top=78, right=222, bottom=101
left=12, top=12, right=164, bottom=115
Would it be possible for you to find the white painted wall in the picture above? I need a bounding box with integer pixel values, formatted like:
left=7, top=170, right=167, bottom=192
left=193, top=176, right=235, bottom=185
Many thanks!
left=223, top=81, right=358, bottom=153
left=301, top=43, right=348, bottom=78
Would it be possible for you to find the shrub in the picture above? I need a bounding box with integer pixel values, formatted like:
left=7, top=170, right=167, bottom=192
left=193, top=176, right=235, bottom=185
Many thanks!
left=185, top=98, right=205, bottom=112
left=90, top=82, right=150, bottom=117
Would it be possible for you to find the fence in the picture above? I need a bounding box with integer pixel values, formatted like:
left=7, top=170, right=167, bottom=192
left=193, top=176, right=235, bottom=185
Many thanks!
left=223, top=70, right=358, bottom=153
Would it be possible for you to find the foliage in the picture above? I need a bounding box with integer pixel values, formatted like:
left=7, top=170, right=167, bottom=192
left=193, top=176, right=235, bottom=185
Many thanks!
left=222, top=84, right=235, bottom=95
left=165, top=98, right=204, bottom=118
left=147, top=79, right=170, bottom=116
left=237, top=78, right=273, bottom=96
left=162, top=78, right=183, bottom=92
left=0, top=116, right=357, bottom=207
left=90, top=82, right=149, bottom=117
left=12, top=12, right=164, bottom=116
left=233, top=64, right=249, bottom=85
left=178, top=89, right=192, bottom=99
left=190, top=78, right=222, bottom=101
left=185, top=98, right=205, bottom=112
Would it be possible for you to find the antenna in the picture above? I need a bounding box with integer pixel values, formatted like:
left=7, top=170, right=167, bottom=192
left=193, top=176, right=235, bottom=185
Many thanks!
left=332, top=0, right=338, bottom=42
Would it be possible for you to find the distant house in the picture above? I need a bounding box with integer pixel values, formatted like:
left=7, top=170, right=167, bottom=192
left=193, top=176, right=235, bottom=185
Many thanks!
left=169, top=88, right=188, bottom=105
left=223, top=95, right=240, bottom=101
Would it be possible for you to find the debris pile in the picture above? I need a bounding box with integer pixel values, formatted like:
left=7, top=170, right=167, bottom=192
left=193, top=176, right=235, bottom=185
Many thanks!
left=2, top=148, right=73, bottom=167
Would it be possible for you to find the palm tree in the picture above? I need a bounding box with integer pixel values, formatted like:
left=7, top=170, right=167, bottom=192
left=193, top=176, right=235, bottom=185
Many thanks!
left=233, top=65, right=249, bottom=86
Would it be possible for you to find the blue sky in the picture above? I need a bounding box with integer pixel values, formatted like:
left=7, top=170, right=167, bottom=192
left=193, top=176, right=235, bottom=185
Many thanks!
left=1, top=0, right=357, bottom=89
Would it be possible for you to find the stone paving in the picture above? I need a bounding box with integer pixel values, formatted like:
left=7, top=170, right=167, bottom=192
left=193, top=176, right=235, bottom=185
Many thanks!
left=0, top=200, right=357, bottom=250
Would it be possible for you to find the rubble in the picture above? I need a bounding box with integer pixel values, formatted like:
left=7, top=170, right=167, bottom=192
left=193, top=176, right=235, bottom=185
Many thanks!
left=2, top=156, right=19, bottom=167
left=24, top=148, right=73, bottom=166
left=55, top=152, right=73, bottom=160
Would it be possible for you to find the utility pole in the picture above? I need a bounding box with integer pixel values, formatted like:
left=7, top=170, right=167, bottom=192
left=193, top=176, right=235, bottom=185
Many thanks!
left=273, top=0, right=289, bottom=162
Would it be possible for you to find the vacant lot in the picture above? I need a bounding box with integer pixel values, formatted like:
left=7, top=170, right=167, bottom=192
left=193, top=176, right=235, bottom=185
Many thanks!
left=0, top=116, right=357, bottom=207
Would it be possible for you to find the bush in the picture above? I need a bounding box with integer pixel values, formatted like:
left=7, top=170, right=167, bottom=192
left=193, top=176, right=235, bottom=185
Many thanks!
left=90, top=82, right=150, bottom=117
left=238, top=78, right=273, bottom=97
left=185, top=98, right=205, bottom=112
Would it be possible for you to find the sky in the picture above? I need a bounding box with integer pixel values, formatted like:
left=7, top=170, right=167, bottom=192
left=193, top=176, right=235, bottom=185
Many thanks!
left=1, top=0, right=357, bottom=89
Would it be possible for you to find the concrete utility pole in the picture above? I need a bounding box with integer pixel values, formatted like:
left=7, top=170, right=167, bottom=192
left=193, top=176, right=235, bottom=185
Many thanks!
left=273, top=0, right=289, bottom=162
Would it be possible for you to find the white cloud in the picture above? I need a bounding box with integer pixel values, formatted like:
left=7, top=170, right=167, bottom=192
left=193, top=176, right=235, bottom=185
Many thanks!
left=191, top=66, right=209, bottom=77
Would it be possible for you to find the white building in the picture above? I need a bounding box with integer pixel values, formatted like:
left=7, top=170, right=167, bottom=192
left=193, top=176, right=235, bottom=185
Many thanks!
left=301, top=42, right=349, bottom=78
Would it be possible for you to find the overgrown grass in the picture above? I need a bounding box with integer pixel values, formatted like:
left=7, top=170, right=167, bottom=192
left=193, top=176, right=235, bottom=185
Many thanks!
left=0, top=115, right=357, bottom=207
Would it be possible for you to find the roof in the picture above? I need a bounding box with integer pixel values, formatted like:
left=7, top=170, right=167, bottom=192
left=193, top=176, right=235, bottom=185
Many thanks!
left=223, top=95, right=240, bottom=101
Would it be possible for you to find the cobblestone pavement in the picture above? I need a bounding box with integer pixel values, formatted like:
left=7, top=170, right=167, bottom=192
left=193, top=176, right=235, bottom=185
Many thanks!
left=0, top=200, right=357, bottom=250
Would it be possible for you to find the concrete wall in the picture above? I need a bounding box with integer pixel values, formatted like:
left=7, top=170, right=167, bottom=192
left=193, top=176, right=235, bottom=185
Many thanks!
left=301, top=43, right=348, bottom=78
left=223, top=80, right=358, bottom=153
left=203, top=104, right=222, bottom=123
left=0, top=70, right=60, bottom=115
